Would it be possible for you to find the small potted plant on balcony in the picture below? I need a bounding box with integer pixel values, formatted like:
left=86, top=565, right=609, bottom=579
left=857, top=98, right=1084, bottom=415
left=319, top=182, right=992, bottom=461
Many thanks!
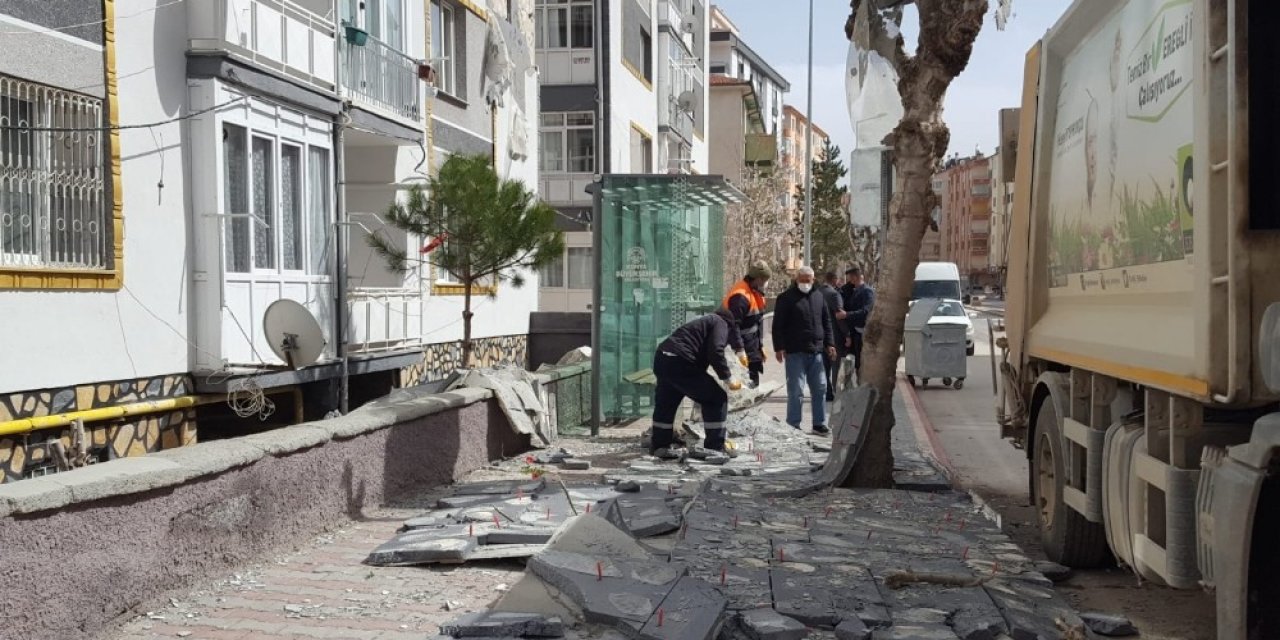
left=343, top=21, right=368, bottom=46
left=417, top=62, right=436, bottom=83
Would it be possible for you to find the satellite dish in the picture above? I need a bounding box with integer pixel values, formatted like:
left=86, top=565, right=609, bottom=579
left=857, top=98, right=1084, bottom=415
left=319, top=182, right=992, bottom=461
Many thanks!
left=676, top=90, right=696, bottom=114
left=263, top=299, right=326, bottom=369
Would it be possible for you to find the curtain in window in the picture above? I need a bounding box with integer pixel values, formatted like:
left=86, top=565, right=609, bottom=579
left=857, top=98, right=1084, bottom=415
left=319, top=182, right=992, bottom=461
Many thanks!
left=545, top=6, right=567, bottom=47
left=308, top=147, right=330, bottom=276
left=386, top=0, right=403, bottom=48
left=223, top=125, right=250, bottom=272
left=251, top=137, right=275, bottom=270
left=281, top=145, right=302, bottom=270
left=571, top=5, right=592, bottom=48
left=567, top=247, right=592, bottom=289
left=540, top=252, right=565, bottom=287
left=568, top=129, right=594, bottom=172
left=540, top=131, right=563, bottom=172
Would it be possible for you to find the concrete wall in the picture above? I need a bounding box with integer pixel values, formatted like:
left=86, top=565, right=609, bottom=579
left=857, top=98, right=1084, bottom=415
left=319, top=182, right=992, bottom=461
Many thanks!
left=608, top=0, right=658, bottom=173
left=708, top=86, right=746, bottom=186
left=0, top=386, right=528, bottom=640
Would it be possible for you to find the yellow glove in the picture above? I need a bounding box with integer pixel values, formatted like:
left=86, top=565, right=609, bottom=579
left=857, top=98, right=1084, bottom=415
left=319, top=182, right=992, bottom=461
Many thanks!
left=738, top=354, right=750, bottom=368
left=727, top=379, right=744, bottom=391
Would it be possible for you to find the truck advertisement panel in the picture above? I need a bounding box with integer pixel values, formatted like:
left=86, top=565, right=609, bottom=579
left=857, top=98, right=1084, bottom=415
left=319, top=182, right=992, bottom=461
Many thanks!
left=1047, top=0, right=1194, bottom=292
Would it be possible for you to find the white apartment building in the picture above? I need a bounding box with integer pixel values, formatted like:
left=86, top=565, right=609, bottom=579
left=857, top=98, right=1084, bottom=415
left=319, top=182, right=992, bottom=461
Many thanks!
left=0, top=0, right=540, bottom=482
left=534, top=0, right=711, bottom=313
left=707, top=5, right=787, bottom=142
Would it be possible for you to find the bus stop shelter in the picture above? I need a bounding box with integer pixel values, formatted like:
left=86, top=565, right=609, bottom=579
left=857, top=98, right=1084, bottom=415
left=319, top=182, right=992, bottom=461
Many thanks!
left=590, top=175, right=745, bottom=432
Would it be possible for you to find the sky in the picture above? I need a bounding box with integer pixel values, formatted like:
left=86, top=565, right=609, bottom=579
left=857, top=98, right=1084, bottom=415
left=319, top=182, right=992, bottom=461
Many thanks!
left=710, top=0, right=1074, bottom=164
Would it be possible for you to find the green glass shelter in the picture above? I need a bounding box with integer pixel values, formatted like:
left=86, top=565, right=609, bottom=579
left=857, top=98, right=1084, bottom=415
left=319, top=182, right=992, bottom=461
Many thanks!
left=590, top=175, right=745, bottom=432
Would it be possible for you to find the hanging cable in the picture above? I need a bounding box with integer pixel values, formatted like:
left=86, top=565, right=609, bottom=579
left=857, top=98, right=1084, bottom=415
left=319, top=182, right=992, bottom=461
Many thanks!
left=0, top=97, right=247, bottom=132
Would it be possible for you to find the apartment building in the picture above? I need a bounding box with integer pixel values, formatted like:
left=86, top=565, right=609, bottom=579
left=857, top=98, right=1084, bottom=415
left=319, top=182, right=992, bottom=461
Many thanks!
left=935, top=154, right=993, bottom=283
left=707, top=5, right=786, bottom=141
left=535, top=0, right=711, bottom=313
left=0, top=0, right=540, bottom=482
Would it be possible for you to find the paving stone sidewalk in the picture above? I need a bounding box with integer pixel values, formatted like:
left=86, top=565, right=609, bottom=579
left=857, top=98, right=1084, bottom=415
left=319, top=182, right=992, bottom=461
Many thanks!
left=107, top=356, right=1082, bottom=640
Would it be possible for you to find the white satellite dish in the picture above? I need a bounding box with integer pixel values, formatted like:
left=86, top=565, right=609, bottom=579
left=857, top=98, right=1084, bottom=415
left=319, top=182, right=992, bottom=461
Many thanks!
left=676, top=90, right=696, bottom=114
left=263, top=299, right=326, bottom=369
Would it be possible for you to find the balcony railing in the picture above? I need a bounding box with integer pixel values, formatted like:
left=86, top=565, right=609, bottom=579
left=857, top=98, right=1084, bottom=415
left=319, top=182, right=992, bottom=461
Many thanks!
left=347, top=288, right=424, bottom=355
left=340, top=33, right=422, bottom=123
left=188, top=0, right=337, bottom=91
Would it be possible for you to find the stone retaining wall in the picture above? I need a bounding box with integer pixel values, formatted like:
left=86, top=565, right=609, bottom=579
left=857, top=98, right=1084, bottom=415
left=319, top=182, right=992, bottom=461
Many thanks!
left=0, top=386, right=527, bottom=640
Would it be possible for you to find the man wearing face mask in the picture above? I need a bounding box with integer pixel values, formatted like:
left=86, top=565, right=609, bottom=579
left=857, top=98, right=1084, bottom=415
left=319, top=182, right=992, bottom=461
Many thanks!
left=772, top=266, right=837, bottom=435
left=721, top=261, right=771, bottom=388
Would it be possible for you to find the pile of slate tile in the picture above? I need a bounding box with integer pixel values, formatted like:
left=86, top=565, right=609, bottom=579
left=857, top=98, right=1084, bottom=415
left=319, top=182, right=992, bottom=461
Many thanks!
left=365, top=478, right=693, bottom=566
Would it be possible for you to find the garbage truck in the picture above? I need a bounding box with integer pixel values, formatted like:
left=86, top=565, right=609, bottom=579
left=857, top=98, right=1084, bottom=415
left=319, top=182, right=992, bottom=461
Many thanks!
left=993, top=0, right=1280, bottom=637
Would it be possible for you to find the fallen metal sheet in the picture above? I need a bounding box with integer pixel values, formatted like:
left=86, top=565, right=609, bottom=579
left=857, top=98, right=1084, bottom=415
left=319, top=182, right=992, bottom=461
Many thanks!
left=450, top=366, right=553, bottom=446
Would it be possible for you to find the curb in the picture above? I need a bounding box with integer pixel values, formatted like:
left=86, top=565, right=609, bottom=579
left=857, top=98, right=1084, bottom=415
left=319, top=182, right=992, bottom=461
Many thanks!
left=897, top=375, right=960, bottom=488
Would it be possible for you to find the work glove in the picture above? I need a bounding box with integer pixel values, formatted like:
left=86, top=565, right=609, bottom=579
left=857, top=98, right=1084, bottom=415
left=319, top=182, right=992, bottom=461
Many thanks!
left=738, top=353, right=750, bottom=368
left=727, top=379, right=744, bottom=391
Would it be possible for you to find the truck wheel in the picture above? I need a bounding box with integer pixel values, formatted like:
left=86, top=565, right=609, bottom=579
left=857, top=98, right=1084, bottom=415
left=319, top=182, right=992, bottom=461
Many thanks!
left=953, top=379, right=964, bottom=390
left=1032, top=400, right=1110, bottom=568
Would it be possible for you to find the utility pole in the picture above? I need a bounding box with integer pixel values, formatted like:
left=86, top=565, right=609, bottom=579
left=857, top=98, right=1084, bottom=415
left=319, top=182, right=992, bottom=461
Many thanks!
left=802, top=0, right=815, bottom=266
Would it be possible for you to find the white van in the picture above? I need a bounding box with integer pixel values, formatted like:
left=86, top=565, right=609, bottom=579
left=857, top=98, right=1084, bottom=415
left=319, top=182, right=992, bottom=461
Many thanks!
left=911, top=262, right=963, bottom=302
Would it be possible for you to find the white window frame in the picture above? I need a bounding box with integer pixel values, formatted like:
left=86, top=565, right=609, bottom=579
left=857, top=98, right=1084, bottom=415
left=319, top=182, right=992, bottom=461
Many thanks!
left=220, top=121, right=332, bottom=279
left=539, top=111, right=595, bottom=174
left=432, top=1, right=458, bottom=97
left=535, top=0, right=594, bottom=51
left=0, top=75, right=107, bottom=270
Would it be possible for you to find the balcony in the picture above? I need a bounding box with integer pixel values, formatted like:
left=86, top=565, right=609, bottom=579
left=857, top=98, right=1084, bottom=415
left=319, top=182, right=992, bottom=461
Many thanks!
left=340, top=33, right=423, bottom=123
left=188, top=0, right=338, bottom=92
left=347, top=288, right=425, bottom=355
left=745, top=133, right=777, bottom=166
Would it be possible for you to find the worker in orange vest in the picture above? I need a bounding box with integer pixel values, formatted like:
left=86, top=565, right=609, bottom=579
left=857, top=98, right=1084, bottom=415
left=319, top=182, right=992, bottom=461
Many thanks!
left=722, top=261, right=771, bottom=388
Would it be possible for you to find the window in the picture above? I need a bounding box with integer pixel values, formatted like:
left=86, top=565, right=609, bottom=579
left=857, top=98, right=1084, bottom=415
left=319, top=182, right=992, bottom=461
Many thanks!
left=307, top=147, right=331, bottom=275
left=539, top=251, right=565, bottom=288
left=567, top=247, right=592, bottom=289
left=251, top=136, right=276, bottom=270
left=641, top=27, right=653, bottom=81
left=431, top=1, right=457, bottom=96
left=222, top=123, right=331, bottom=276
left=630, top=126, right=652, bottom=172
left=539, top=112, right=595, bottom=173
left=536, top=0, right=592, bottom=49
left=280, top=144, right=303, bottom=271
left=0, top=77, right=107, bottom=270
left=709, top=64, right=725, bottom=74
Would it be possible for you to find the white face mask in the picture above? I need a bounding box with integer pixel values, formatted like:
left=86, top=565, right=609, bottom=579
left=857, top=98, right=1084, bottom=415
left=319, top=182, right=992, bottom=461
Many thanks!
left=797, top=283, right=813, bottom=294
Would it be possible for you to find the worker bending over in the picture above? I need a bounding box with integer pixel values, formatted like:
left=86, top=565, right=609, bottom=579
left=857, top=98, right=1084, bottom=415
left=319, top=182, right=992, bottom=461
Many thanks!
left=649, top=309, right=743, bottom=456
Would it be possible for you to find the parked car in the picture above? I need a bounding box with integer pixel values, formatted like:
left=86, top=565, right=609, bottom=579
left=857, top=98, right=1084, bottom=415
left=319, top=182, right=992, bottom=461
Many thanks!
left=929, top=299, right=976, bottom=356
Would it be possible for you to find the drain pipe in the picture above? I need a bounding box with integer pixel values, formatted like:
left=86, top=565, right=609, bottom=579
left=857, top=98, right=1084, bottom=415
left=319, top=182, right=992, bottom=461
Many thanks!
left=334, top=112, right=350, bottom=415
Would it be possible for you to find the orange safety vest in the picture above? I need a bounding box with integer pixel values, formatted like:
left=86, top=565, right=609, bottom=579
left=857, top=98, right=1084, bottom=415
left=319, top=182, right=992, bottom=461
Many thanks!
left=722, top=280, right=765, bottom=335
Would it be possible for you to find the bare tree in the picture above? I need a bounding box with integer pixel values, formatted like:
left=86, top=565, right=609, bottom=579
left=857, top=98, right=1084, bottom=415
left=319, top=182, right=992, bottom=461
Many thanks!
left=848, top=224, right=881, bottom=284
left=723, top=167, right=792, bottom=293
left=843, top=0, right=998, bottom=488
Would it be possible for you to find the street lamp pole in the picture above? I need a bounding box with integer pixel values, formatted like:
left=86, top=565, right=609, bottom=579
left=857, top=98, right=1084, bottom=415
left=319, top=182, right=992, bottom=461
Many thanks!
left=802, top=0, right=815, bottom=266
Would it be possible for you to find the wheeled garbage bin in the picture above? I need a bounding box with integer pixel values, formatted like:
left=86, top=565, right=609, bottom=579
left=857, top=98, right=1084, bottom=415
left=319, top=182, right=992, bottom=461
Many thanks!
left=903, top=298, right=967, bottom=389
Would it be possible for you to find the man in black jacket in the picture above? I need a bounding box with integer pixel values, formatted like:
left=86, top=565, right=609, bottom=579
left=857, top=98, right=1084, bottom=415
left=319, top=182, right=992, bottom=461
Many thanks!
left=840, top=267, right=876, bottom=381
left=772, top=267, right=837, bottom=434
left=650, top=309, right=743, bottom=455
left=820, top=272, right=849, bottom=401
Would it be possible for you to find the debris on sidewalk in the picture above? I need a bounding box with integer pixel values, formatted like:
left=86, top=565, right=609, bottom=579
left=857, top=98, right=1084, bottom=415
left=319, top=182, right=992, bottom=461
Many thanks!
left=365, top=477, right=691, bottom=567
left=1080, top=612, right=1138, bottom=637
left=449, top=367, right=553, bottom=446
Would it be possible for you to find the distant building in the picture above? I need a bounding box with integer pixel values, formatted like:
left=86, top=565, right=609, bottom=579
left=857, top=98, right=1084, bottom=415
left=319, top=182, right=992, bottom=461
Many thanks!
left=935, top=154, right=993, bottom=284
left=779, top=106, right=827, bottom=269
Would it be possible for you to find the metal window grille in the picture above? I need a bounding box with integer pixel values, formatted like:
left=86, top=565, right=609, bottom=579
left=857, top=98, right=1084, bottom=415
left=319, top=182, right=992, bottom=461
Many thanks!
left=0, top=76, right=107, bottom=270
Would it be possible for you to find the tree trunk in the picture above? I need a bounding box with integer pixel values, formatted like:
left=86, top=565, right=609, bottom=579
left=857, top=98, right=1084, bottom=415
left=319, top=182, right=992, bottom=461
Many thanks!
left=842, top=0, right=989, bottom=488
left=461, top=279, right=475, bottom=369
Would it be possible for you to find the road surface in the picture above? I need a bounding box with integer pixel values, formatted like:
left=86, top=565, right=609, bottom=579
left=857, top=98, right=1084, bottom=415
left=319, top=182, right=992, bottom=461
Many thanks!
left=908, top=308, right=1216, bottom=640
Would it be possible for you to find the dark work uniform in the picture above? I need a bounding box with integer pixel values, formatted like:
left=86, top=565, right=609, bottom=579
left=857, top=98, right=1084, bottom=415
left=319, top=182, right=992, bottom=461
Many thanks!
left=650, top=312, right=738, bottom=451
left=841, top=282, right=876, bottom=377
left=818, top=284, right=846, bottom=399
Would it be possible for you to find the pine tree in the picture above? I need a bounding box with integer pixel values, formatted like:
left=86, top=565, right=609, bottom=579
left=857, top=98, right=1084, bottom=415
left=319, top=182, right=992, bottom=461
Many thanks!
left=796, top=139, right=853, bottom=275
left=367, top=154, right=565, bottom=368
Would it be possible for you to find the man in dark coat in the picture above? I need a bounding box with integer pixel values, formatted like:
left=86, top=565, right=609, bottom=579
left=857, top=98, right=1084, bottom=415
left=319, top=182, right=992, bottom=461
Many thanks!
left=772, top=267, right=836, bottom=434
left=649, top=309, right=743, bottom=455
left=819, top=272, right=849, bottom=401
left=840, top=267, right=876, bottom=381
